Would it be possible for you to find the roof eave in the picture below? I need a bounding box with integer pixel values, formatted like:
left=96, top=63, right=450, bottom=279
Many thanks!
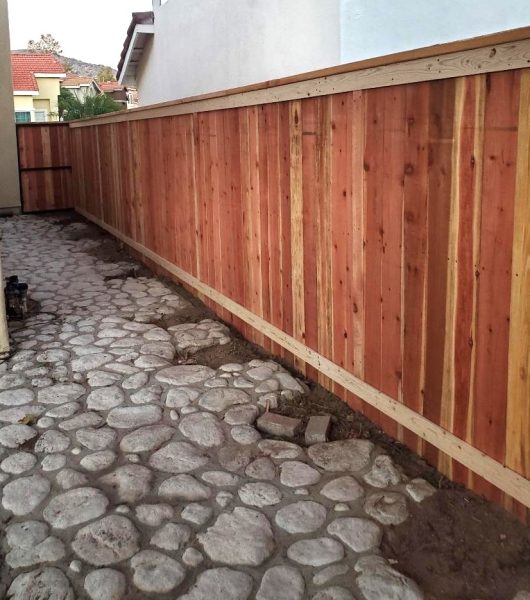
left=118, top=24, right=154, bottom=86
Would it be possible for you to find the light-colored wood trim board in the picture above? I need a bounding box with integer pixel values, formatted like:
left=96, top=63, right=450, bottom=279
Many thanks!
left=76, top=206, right=530, bottom=508
left=71, top=38, right=530, bottom=127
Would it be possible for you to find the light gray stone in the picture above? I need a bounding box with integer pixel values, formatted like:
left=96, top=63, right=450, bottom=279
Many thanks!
left=224, top=404, right=259, bottom=425
left=149, top=441, right=209, bottom=473
left=76, top=426, right=117, bottom=450
left=130, top=384, right=163, bottom=404
left=99, top=465, right=152, bottom=503
left=0, top=423, right=37, bottom=448
left=156, top=364, right=215, bottom=386
left=139, top=341, right=175, bottom=359
left=246, top=457, right=276, bottom=480
left=280, top=461, right=321, bottom=487
left=355, top=555, right=423, bottom=600
left=305, top=415, right=331, bottom=444
left=198, top=507, right=274, bottom=566
left=405, top=478, right=436, bottom=503
left=107, top=405, right=162, bottom=428
left=120, top=424, right=174, bottom=453
left=135, top=503, right=174, bottom=526
left=159, top=474, right=212, bottom=500
left=80, top=450, right=117, bottom=472
left=257, top=566, right=305, bottom=600
left=72, top=353, right=114, bottom=372
left=364, top=492, right=408, bottom=525
left=56, top=468, right=89, bottom=490
left=182, top=548, right=204, bottom=567
left=6, top=520, right=48, bottom=548
left=218, top=444, right=253, bottom=472
left=287, top=538, right=345, bottom=566
left=275, top=372, right=304, bottom=392
left=131, top=550, right=185, bottom=593
left=258, top=439, right=303, bottom=459
left=275, top=501, right=327, bottom=533
left=180, top=568, right=253, bottom=600
left=201, top=470, right=242, bottom=486
left=181, top=502, right=212, bottom=526
left=0, top=405, right=45, bottom=423
left=0, top=388, right=34, bottom=406
left=43, top=487, right=109, bottom=528
left=41, top=454, right=67, bottom=471
left=35, top=429, right=70, bottom=453
left=87, top=370, right=121, bottom=387
left=238, top=482, right=282, bottom=507
left=0, top=373, right=26, bottom=389
left=60, top=412, right=104, bottom=432
left=7, top=567, right=74, bottom=600
left=1, top=451, right=37, bottom=474
left=6, top=536, right=66, bottom=568
left=87, top=386, right=125, bottom=411
left=320, top=476, right=365, bottom=502
left=36, top=349, right=70, bottom=363
left=308, top=440, right=374, bottom=472
left=165, top=386, right=200, bottom=408
left=122, top=371, right=149, bottom=390
left=46, top=402, right=80, bottom=418
left=72, top=515, right=140, bottom=565
left=363, top=455, right=402, bottom=488
left=38, top=383, right=85, bottom=404
left=179, top=412, right=225, bottom=447
left=257, top=412, right=302, bottom=437
left=150, top=522, right=191, bottom=550
left=84, top=568, right=126, bottom=600
left=327, top=518, right=382, bottom=552
left=199, top=388, right=250, bottom=412
left=2, top=475, right=51, bottom=515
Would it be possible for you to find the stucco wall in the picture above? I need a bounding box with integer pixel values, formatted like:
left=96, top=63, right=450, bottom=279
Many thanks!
left=340, top=0, right=530, bottom=62
left=36, top=77, right=61, bottom=120
left=0, top=0, right=21, bottom=212
left=138, top=0, right=340, bottom=105
left=135, top=0, right=530, bottom=107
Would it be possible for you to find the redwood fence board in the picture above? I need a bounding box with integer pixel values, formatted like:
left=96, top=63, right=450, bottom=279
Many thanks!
left=16, top=123, right=73, bottom=212
left=65, top=54, right=529, bottom=519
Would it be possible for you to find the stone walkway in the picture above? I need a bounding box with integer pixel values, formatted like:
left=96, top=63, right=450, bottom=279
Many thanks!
left=0, top=214, right=430, bottom=600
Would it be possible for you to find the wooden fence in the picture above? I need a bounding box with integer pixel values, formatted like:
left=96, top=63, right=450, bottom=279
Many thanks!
left=16, top=123, right=73, bottom=212
left=69, top=28, right=530, bottom=519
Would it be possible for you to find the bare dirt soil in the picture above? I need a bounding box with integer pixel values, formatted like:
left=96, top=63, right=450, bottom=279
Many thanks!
left=49, top=210, right=530, bottom=600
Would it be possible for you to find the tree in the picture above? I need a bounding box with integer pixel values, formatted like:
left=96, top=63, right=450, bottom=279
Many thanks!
left=61, top=93, right=122, bottom=121
left=97, top=67, right=116, bottom=83
left=27, top=34, right=62, bottom=54
left=58, top=88, right=76, bottom=121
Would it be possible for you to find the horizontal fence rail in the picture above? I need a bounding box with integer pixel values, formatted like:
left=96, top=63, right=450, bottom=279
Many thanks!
left=16, top=123, right=73, bottom=212
left=69, top=31, right=530, bottom=519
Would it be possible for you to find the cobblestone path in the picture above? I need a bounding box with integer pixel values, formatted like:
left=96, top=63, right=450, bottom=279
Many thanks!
left=0, top=215, right=428, bottom=599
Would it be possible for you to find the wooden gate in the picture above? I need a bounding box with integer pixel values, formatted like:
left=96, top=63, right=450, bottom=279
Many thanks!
left=16, top=123, right=73, bottom=212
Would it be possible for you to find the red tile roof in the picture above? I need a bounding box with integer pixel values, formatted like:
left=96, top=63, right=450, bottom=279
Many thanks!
left=11, top=52, right=66, bottom=92
left=99, top=81, right=124, bottom=92
left=62, top=75, right=96, bottom=87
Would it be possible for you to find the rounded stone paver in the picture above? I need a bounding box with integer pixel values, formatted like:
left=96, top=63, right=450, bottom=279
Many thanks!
left=7, top=567, right=74, bottom=600
left=43, top=487, right=109, bottom=528
left=156, top=365, right=215, bottom=386
left=120, top=424, right=174, bottom=453
left=320, top=475, right=364, bottom=502
left=98, top=465, right=152, bottom=503
left=275, top=501, right=327, bottom=533
left=287, top=538, right=344, bottom=566
left=2, top=475, right=51, bottom=515
left=199, top=388, right=250, bottom=412
left=34, top=430, right=70, bottom=453
left=312, top=587, right=354, bottom=600
left=180, top=568, right=253, bottom=600
left=364, top=492, right=408, bottom=525
left=107, top=405, right=162, bottom=428
left=0, top=388, right=34, bottom=406
left=179, top=412, right=225, bottom=447
left=149, top=441, right=209, bottom=473
left=280, top=461, right=321, bottom=487
left=159, top=474, right=212, bottom=500
left=198, top=507, right=274, bottom=566
left=327, top=517, right=382, bottom=552
left=72, top=515, right=140, bottom=565
left=256, top=565, right=305, bottom=600
left=150, top=522, right=191, bottom=550
left=1, top=451, right=37, bottom=474
left=308, top=440, right=373, bottom=472
left=87, top=386, right=125, bottom=410
left=239, top=482, right=282, bottom=507
left=355, top=555, right=423, bottom=600
left=38, top=383, right=85, bottom=404
left=84, top=568, right=126, bottom=600
left=131, top=550, right=185, bottom=593
left=0, top=423, right=37, bottom=448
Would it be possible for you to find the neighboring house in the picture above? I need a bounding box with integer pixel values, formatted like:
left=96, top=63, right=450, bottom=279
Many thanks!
left=118, top=0, right=530, bottom=107
left=99, top=81, right=138, bottom=110
left=61, top=75, right=101, bottom=101
left=11, top=52, right=66, bottom=122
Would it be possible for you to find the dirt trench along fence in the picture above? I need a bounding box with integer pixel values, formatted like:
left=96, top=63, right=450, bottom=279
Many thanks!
left=68, top=27, right=530, bottom=519
left=16, top=122, right=73, bottom=212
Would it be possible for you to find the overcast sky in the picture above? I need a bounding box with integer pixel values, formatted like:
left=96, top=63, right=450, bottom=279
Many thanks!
left=7, top=0, right=153, bottom=67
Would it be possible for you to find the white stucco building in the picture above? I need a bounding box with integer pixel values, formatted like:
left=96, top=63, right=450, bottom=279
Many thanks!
left=118, top=0, right=530, bottom=107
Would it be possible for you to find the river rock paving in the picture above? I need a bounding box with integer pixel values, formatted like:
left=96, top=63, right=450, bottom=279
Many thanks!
left=0, top=214, right=431, bottom=599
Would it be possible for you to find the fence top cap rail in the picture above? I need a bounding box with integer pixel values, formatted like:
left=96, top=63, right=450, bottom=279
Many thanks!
left=69, top=25, right=530, bottom=127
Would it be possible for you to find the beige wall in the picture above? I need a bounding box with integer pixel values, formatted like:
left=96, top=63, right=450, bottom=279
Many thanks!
left=0, top=0, right=21, bottom=212
left=36, top=77, right=60, bottom=119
